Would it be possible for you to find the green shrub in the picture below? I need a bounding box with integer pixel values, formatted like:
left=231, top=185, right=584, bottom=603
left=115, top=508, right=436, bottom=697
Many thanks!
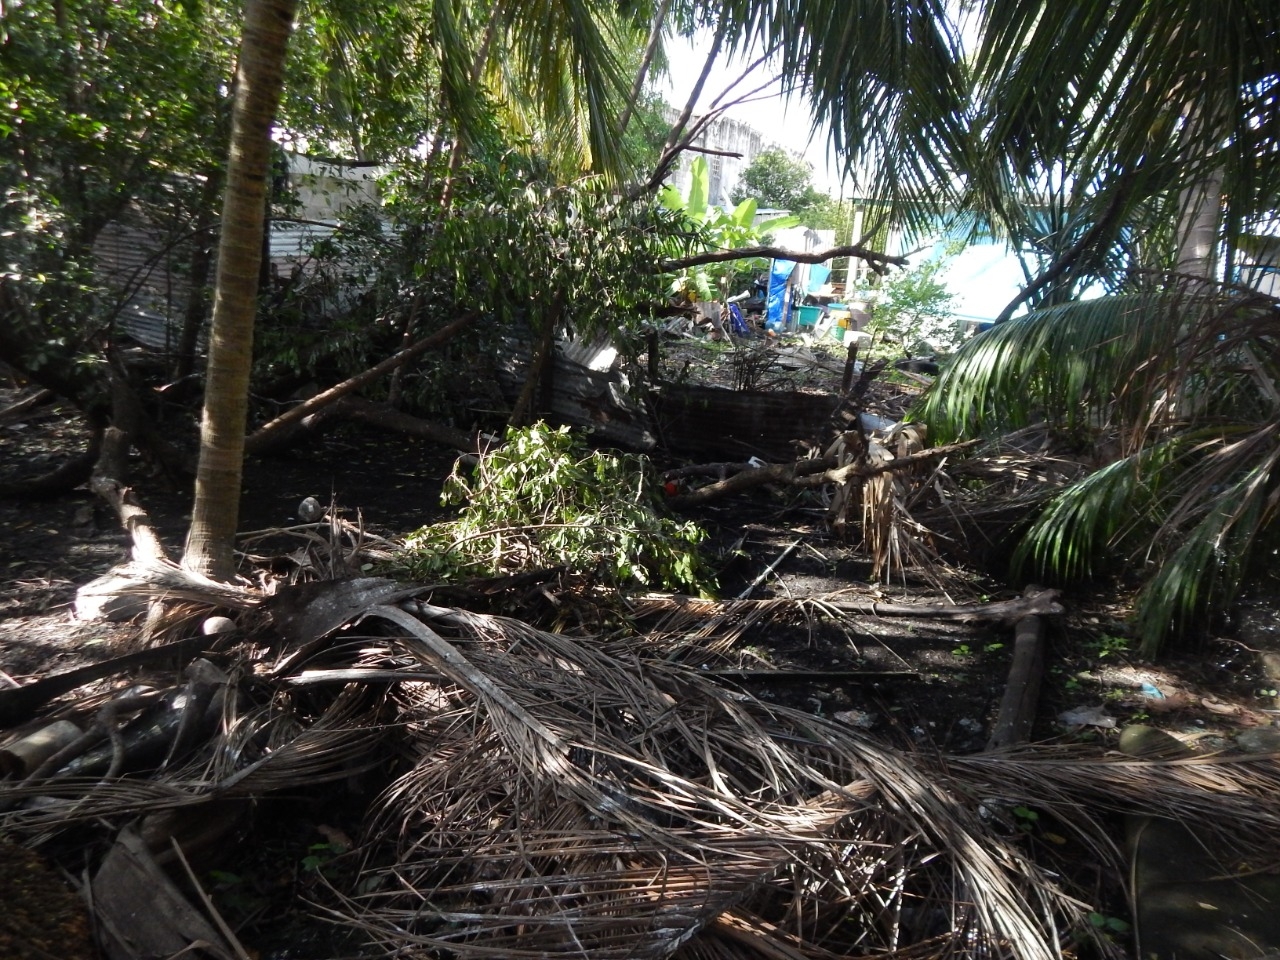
left=398, top=423, right=714, bottom=595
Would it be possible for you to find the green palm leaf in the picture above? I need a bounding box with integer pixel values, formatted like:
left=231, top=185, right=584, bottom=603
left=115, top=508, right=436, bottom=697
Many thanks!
left=921, top=281, right=1280, bottom=652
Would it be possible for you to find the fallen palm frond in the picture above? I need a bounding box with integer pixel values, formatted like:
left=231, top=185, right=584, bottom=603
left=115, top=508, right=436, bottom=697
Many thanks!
left=6, top=579, right=1280, bottom=959
left=918, top=279, right=1280, bottom=652
left=626, top=590, right=1062, bottom=663
left=331, top=602, right=1086, bottom=960
left=315, top=601, right=1280, bottom=960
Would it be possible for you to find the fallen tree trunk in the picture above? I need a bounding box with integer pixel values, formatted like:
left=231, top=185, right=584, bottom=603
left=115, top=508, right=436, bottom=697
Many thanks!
left=669, top=439, right=981, bottom=507
left=90, top=425, right=170, bottom=564
left=632, top=588, right=1063, bottom=624
left=245, top=311, right=477, bottom=455
left=986, top=612, right=1048, bottom=750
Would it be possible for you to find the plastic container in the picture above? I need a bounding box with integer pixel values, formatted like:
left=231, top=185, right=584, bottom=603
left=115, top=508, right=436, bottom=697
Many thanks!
left=796, top=305, right=824, bottom=327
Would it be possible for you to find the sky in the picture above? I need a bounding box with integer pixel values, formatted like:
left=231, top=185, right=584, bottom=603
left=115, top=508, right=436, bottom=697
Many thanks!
left=656, top=32, right=846, bottom=195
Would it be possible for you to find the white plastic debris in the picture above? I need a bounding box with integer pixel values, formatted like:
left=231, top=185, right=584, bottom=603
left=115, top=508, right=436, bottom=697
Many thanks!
left=1057, top=705, right=1117, bottom=729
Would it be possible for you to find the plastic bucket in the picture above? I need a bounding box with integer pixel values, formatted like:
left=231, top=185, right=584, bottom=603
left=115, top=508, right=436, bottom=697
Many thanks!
left=796, top=305, right=823, bottom=327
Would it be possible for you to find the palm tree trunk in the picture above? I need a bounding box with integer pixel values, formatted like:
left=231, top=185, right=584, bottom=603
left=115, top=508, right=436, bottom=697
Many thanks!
left=1174, top=168, right=1224, bottom=280
left=183, top=0, right=298, bottom=580
left=617, top=0, right=671, bottom=136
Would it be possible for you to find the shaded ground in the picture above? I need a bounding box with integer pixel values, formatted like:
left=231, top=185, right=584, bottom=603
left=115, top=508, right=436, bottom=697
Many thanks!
left=4, top=378, right=1280, bottom=959
left=5, top=383, right=1276, bottom=750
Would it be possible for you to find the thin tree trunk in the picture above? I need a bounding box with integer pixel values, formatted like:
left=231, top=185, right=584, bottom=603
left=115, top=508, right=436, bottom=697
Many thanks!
left=183, top=0, right=298, bottom=581
left=175, top=170, right=223, bottom=380
left=509, top=319, right=557, bottom=427
left=617, top=0, right=671, bottom=136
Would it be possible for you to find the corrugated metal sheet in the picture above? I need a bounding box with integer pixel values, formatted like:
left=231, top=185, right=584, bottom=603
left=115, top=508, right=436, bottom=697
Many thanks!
left=94, top=220, right=195, bottom=351
left=94, top=218, right=346, bottom=351
left=496, top=333, right=656, bottom=450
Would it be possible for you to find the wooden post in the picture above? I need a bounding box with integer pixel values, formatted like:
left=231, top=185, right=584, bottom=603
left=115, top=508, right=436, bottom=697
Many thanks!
left=985, top=613, right=1046, bottom=750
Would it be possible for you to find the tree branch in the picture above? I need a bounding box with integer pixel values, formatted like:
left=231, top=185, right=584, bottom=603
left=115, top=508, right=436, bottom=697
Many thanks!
left=660, top=244, right=907, bottom=273
left=245, top=311, right=476, bottom=455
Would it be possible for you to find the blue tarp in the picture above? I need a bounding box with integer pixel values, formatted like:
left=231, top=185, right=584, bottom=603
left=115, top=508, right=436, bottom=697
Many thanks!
left=807, top=264, right=831, bottom=293
left=766, top=259, right=795, bottom=332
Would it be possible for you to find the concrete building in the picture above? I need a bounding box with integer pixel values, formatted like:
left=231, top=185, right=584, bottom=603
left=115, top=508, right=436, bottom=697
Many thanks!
left=663, top=112, right=776, bottom=207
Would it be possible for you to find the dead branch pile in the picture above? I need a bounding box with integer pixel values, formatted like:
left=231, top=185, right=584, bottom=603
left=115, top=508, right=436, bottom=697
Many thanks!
left=5, top=563, right=1280, bottom=960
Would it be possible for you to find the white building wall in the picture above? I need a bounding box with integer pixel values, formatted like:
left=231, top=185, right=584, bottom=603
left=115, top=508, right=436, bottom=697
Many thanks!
left=664, top=112, right=777, bottom=207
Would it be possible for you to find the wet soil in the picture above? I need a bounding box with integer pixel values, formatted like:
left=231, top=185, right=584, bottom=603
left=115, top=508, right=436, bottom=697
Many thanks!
left=4, top=376, right=1280, bottom=958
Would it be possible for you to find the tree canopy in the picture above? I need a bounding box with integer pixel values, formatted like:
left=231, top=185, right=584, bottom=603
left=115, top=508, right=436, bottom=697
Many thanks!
left=729, top=146, right=840, bottom=227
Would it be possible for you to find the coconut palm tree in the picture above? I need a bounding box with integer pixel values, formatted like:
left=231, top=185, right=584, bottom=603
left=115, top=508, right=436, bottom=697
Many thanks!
left=904, top=2, right=1280, bottom=650
left=183, top=0, right=299, bottom=580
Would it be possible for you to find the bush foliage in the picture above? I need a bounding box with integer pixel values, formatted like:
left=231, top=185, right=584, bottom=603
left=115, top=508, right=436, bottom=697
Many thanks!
left=399, top=423, right=713, bottom=594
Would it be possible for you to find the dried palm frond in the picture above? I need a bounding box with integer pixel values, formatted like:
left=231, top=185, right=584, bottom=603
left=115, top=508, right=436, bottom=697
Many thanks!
left=328, top=603, right=1104, bottom=960
left=0, top=662, right=385, bottom=833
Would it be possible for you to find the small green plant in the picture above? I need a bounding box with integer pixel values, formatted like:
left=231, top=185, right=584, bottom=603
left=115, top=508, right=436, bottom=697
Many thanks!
left=1088, top=911, right=1131, bottom=936
left=860, top=241, right=963, bottom=355
left=399, top=423, right=714, bottom=594
left=1095, top=633, right=1130, bottom=658
left=1012, top=805, right=1039, bottom=832
left=301, top=842, right=339, bottom=874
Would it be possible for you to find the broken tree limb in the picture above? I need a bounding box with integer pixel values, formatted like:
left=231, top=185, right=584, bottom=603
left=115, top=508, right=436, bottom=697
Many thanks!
left=668, top=440, right=982, bottom=507
left=665, top=457, right=838, bottom=482
left=660, top=243, right=907, bottom=274
left=340, top=397, right=474, bottom=450
left=245, top=311, right=477, bottom=455
left=737, top=538, right=801, bottom=600
left=829, top=589, right=1063, bottom=622
left=986, top=612, right=1048, bottom=750
left=0, top=632, right=218, bottom=728
left=793, top=438, right=983, bottom=488
left=668, top=458, right=837, bottom=506
left=0, top=386, right=54, bottom=422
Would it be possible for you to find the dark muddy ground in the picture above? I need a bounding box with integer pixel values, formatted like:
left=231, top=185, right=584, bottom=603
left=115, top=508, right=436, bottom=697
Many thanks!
left=4, top=376, right=1280, bottom=959
left=4, top=383, right=1277, bottom=751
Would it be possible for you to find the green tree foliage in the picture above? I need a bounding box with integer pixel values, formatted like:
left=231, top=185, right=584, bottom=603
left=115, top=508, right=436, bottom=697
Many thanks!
left=864, top=244, right=961, bottom=355
left=730, top=148, right=812, bottom=210
left=399, top=422, right=713, bottom=593
left=419, top=155, right=688, bottom=337
left=729, top=147, right=839, bottom=227
left=0, top=0, right=233, bottom=398
left=918, top=282, right=1280, bottom=653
